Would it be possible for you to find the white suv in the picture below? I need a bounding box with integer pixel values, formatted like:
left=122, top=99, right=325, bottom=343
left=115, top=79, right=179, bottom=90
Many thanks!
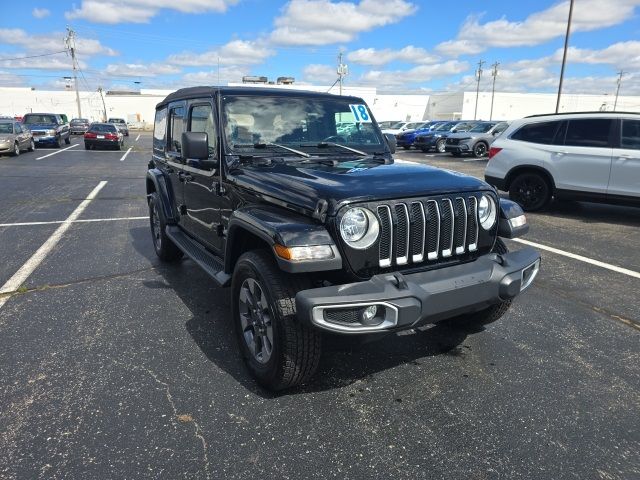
left=484, top=112, right=640, bottom=211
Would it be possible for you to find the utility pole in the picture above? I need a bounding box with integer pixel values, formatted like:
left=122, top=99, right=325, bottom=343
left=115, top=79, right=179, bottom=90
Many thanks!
left=474, top=59, right=485, bottom=120
left=555, top=0, right=574, bottom=113
left=613, top=70, right=625, bottom=111
left=64, top=26, right=82, bottom=118
left=489, top=62, right=499, bottom=121
left=337, top=52, right=348, bottom=96
left=97, top=87, right=107, bottom=121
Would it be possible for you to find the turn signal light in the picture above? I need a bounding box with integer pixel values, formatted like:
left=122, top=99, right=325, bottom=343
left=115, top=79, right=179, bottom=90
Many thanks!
left=274, top=244, right=334, bottom=262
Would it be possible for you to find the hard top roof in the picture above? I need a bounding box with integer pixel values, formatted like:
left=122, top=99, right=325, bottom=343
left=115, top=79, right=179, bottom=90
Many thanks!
left=156, top=86, right=366, bottom=109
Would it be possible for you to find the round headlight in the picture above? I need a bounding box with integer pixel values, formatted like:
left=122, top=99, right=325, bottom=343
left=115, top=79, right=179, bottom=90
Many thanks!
left=478, top=194, right=497, bottom=230
left=339, top=207, right=379, bottom=249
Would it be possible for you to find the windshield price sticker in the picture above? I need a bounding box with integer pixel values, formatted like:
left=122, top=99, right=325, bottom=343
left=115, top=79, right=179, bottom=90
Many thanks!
left=349, top=104, right=372, bottom=123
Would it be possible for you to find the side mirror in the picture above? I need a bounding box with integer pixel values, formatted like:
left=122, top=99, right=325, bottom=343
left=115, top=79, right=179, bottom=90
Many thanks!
left=384, top=133, right=396, bottom=154
left=181, top=131, right=209, bottom=160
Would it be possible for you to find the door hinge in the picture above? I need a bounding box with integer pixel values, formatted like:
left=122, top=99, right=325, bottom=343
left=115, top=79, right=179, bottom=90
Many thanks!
left=179, top=204, right=187, bottom=215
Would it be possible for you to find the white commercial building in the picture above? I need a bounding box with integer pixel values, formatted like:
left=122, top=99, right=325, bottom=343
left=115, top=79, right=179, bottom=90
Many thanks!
left=1, top=85, right=638, bottom=127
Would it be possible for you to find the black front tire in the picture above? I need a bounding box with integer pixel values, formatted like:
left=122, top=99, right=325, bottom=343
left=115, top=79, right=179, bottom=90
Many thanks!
left=148, top=193, right=183, bottom=262
left=64, top=136, right=71, bottom=145
left=509, top=172, right=551, bottom=212
left=420, top=147, right=429, bottom=153
left=473, top=142, right=488, bottom=158
left=232, top=250, right=322, bottom=391
left=451, top=152, right=463, bottom=157
left=436, top=139, right=446, bottom=153
left=57, top=136, right=64, bottom=148
left=451, top=239, right=512, bottom=328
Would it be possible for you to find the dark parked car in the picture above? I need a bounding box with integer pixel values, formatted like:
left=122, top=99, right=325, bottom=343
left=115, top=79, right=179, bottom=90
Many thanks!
left=22, top=113, right=70, bottom=148
left=84, top=123, right=124, bottom=150
left=107, top=118, right=129, bottom=136
left=146, top=86, right=540, bottom=390
left=0, top=120, right=34, bottom=156
left=445, top=121, right=509, bottom=158
left=70, top=118, right=90, bottom=134
left=413, top=121, right=478, bottom=153
left=395, top=121, right=445, bottom=149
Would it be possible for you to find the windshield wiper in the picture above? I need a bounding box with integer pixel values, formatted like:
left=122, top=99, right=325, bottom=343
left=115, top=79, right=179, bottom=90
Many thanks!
left=313, top=142, right=367, bottom=156
left=234, top=142, right=310, bottom=158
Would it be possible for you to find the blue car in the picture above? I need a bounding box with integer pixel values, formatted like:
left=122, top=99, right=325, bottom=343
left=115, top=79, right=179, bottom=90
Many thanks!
left=414, top=121, right=477, bottom=153
left=395, top=121, right=444, bottom=149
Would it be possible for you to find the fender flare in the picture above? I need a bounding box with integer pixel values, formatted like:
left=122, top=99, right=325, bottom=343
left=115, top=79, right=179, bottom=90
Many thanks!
left=225, top=206, right=342, bottom=274
left=146, top=169, right=178, bottom=224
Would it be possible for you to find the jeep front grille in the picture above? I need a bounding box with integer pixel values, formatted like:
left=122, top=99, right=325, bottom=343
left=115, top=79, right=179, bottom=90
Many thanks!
left=377, top=196, right=479, bottom=268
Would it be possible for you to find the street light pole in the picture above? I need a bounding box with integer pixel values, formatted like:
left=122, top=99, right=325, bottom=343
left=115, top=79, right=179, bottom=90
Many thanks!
left=489, top=62, right=499, bottom=121
left=474, top=59, right=485, bottom=120
left=555, top=0, right=574, bottom=113
left=613, top=70, right=625, bottom=111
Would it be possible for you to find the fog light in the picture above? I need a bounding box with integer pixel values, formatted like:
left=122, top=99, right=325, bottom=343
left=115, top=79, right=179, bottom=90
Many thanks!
left=361, top=305, right=377, bottom=322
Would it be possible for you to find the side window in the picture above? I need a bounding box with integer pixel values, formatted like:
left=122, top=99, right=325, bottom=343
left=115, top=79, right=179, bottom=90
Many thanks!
left=168, top=106, right=184, bottom=154
left=510, top=121, right=560, bottom=144
left=621, top=119, right=640, bottom=150
left=188, top=103, right=217, bottom=160
left=153, top=107, right=167, bottom=151
left=493, top=123, right=508, bottom=135
left=564, top=119, right=613, bottom=148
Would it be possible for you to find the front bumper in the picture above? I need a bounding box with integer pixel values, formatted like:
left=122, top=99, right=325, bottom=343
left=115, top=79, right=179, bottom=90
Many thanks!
left=414, top=137, right=438, bottom=148
left=296, top=247, right=540, bottom=334
left=445, top=143, right=471, bottom=154
left=33, top=135, right=57, bottom=144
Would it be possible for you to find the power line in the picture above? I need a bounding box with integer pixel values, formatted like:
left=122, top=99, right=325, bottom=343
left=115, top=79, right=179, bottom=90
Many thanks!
left=0, top=50, right=67, bottom=62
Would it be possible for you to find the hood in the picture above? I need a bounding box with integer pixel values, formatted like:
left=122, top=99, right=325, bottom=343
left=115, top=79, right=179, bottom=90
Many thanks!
left=23, top=123, right=57, bottom=130
left=231, top=157, right=490, bottom=216
left=0, top=133, right=15, bottom=140
left=447, top=131, right=477, bottom=139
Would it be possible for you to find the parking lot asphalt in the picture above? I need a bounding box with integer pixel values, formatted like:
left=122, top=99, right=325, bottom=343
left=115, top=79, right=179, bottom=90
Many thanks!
left=1, top=135, right=638, bottom=480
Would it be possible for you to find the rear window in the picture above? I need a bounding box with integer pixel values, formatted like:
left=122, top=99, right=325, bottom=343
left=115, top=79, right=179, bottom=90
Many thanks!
left=563, top=119, right=613, bottom=148
left=89, top=124, right=117, bottom=133
left=511, top=121, right=560, bottom=144
left=24, top=114, right=57, bottom=124
left=621, top=119, right=640, bottom=150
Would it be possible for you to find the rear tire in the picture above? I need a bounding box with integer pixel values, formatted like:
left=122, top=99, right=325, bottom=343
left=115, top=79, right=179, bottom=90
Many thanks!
left=421, top=148, right=429, bottom=153
left=148, top=193, right=183, bottom=262
left=402, top=146, right=410, bottom=150
left=450, top=239, right=512, bottom=328
left=452, top=152, right=462, bottom=157
left=509, top=172, right=551, bottom=212
left=232, top=250, right=322, bottom=391
left=84, top=143, right=90, bottom=150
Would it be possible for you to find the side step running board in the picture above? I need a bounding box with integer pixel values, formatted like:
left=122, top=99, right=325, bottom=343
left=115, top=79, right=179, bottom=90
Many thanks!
left=165, top=226, right=231, bottom=287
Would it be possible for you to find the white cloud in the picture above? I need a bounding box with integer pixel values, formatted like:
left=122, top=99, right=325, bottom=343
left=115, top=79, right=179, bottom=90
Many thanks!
left=167, top=40, right=274, bottom=67
left=65, top=0, right=240, bottom=24
left=302, top=64, right=338, bottom=83
left=0, top=71, right=25, bottom=87
left=104, top=63, right=182, bottom=78
left=0, top=55, right=86, bottom=71
left=357, top=60, right=469, bottom=87
left=270, top=0, right=417, bottom=46
left=347, top=46, right=439, bottom=66
left=32, top=8, right=50, bottom=19
left=436, top=0, right=640, bottom=56
left=181, top=66, right=250, bottom=85
left=0, top=29, right=117, bottom=57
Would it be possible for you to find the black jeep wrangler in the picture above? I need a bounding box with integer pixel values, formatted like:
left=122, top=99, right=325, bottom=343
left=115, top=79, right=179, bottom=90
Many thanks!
left=146, top=86, right=540, bottom=390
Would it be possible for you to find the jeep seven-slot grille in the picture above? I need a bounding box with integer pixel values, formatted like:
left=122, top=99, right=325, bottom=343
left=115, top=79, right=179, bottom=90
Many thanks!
left=377, top=196, right=479, bottom=268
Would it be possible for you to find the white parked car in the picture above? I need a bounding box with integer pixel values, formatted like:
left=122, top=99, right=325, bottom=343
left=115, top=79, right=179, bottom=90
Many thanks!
left=382, top=121, right=424, bottom=136
left=485, top=112, right=640, bottom=211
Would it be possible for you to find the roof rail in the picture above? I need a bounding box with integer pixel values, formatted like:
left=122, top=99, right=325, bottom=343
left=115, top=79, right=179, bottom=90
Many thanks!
left=525, top=111, right=640, bottom=118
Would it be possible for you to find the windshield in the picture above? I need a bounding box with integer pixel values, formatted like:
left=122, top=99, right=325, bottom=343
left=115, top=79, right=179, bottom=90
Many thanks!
left=0, top=123, right=13, bottom=134
left=223, top=95, right=384, bottom=156
left=434, top=122, right=456, bottom=131
left=468, top=123, right=495, bottom=133
left=389, top=121, right=406, bottom=129
left=24, top=115, right=57, bottom=124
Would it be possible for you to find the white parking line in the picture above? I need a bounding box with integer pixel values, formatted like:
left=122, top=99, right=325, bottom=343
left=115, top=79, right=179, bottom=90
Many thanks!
left=463, top=158, right=487, bottom=162
left=0, top=216, right=147, bottom=227
left=120, top=147, right=133, bottom=161
left=513, top=238, right=640, bottom=279
left=0, top=181, right=107, bottom=310
left=36, top=143, right=78, bottom=160
left=135, top=134, right=141, bottom=141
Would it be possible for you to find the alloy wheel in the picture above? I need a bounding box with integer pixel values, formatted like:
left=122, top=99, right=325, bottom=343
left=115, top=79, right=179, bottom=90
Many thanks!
left=238, top=277, right=274, bottom=364
left=474, top=143, right=487, bottom=157
left=436, top=139, right=446, bottom=153
left=151, top=203, right=162, bottom=250
left=513, top=176, right=548, bottom=210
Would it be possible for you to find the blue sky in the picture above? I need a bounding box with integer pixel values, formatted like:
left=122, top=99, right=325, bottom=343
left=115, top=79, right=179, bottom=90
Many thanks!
left=1, top=0, right=639, bottom=95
